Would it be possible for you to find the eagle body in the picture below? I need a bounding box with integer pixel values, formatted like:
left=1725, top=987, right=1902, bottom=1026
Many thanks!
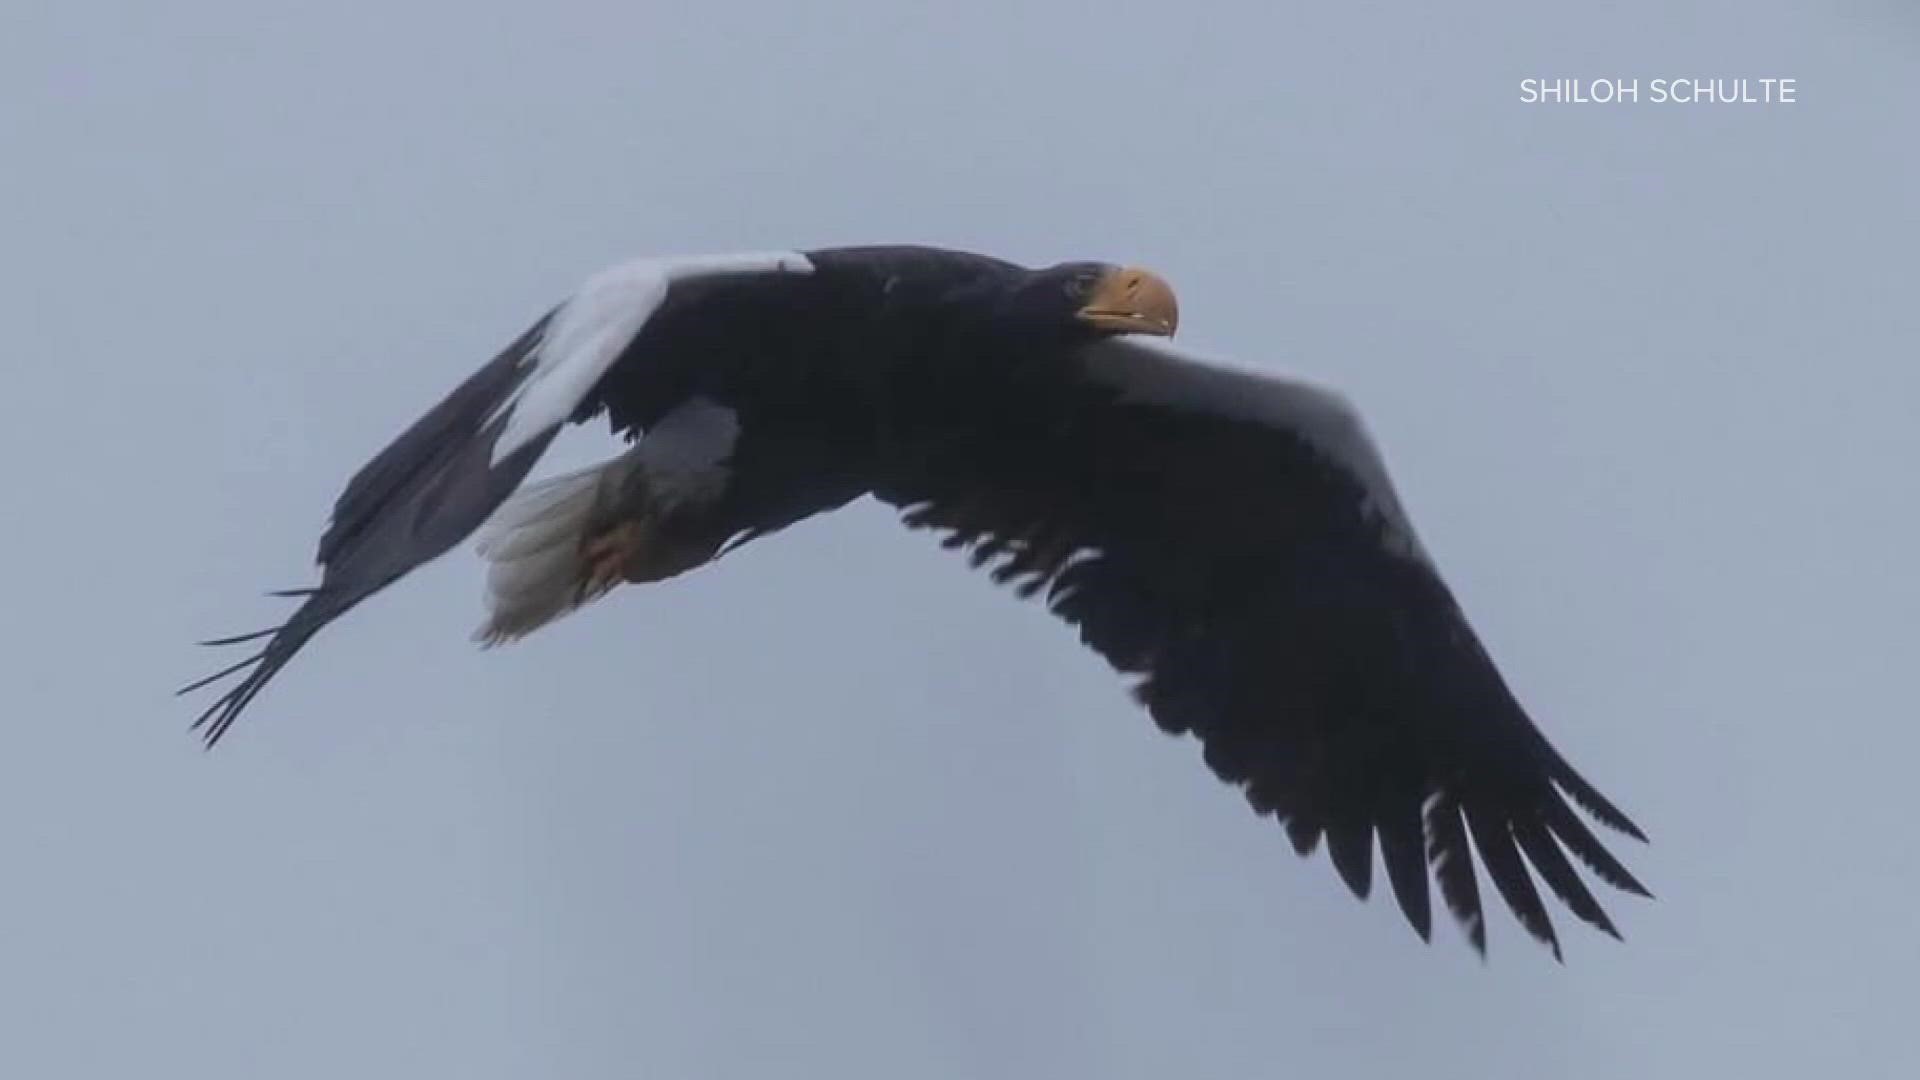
left=188, top=244, right=1648, bottom=958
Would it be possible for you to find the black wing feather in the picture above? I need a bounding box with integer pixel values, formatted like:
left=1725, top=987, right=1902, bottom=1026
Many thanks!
left=1376, top=786, right=1433, bottom=941
left=1465, top=799, right=1561, bottom=960
left=182, top=315, right=556, bottom=745
left=873, top=339, right=1647, bottom=955
left=1427, top=794, right=1487, bottom=953
left=1325, top=819, right=1375, bottom=901
left=1513, top=814, right=1620, bottom=940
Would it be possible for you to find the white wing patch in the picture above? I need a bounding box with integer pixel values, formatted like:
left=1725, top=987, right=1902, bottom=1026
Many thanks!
left=1081, top=338, right=1429, bottom=561
left=490, top=251, right=812, bottom=463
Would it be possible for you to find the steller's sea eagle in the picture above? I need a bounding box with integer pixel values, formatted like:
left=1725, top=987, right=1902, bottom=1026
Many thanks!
left=185, top=245, right=1648, bottom=957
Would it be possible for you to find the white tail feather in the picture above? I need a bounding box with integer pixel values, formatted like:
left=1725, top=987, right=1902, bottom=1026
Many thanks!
left=471, top=462, right=619, bottom=645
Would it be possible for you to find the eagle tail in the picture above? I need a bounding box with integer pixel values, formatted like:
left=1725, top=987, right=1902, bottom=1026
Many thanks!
left=470, top=461, right=622, bottom=646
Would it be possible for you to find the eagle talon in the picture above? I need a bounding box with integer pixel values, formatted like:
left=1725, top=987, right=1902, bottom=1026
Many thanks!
left=581, top=521, right=645, bottom=596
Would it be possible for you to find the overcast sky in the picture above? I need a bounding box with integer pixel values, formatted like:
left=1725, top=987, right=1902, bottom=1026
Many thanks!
left=4, top=1, right=1917, bottom=1077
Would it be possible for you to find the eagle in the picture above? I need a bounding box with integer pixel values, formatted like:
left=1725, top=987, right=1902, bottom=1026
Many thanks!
left=185, top=245, right=1648, bottom=957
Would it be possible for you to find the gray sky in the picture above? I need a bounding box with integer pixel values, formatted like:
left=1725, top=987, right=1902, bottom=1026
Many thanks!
left=4, top=1, right=1917, bottom=1076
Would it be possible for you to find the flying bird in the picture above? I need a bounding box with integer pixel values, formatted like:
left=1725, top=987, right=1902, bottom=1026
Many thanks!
left=185, top=244, right=1648, bottom=957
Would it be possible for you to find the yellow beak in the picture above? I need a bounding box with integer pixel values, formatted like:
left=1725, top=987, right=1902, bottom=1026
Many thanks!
left=1075, top=266, right=1179, bottom=337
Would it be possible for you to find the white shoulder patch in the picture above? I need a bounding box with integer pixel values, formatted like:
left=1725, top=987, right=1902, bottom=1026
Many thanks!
left=490, top=251, right=812, bottom=463
left=1080, top=338, right=1429, bottom=561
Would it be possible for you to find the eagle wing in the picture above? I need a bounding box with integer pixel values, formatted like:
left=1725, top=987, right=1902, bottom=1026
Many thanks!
left=871, top=337, right=1649, bottom=956
left=182, top=253, right=814, bottom=745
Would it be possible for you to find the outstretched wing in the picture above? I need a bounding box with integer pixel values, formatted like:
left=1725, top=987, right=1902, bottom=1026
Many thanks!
left=183, top=252, right=814, bottom=745
left=872, top=338, right=1649, bottom=957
